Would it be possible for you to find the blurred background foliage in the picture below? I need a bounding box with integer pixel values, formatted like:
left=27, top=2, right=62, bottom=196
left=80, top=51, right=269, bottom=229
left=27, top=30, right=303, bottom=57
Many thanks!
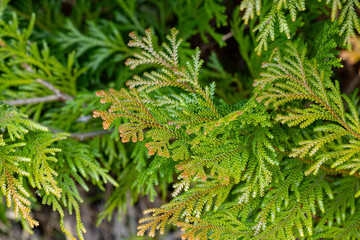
left=1, top=0, right=359, bottom=239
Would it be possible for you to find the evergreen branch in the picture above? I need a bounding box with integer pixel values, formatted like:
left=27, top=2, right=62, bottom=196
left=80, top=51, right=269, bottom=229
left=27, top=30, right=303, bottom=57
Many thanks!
left=0, top=12, right=80, bottom=105
left=315, top=178, right=360, bottom=235
left=89, top=23, right=360, bottom=239
left=178, top=214, right=251, bottom=239
left=254, top=41, right=360, bottom=175
left=0, top=104, right=66, bottom=230
left=320, top=218, right=360, bottom=239
left=137, top=181, right=231, bottom=237
left=255, top=203, right=302, bottom=240
left=94, top=88, right=181, bottom=157
left=125, top=28, right=220, bottom=118
left=239, top=0, right=261, bottom=25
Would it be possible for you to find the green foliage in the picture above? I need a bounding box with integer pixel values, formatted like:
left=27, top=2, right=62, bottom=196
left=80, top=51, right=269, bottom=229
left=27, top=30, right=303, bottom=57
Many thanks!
left=0, top=3, right=116, bottom=239
left=95, top=25, right=360, bottom=239
left=0, top=103, right=67, bottom=228
left=254, top=40, right=360, bottom=177
left=3, top=0, right=360, bottom=239
left=0, top=11, right=83, bottom=120
left=57, top=20, right=130, bottom=76
left=0, top=102, right=116, bottom=240
left=240, top=0, right=360, bottom=54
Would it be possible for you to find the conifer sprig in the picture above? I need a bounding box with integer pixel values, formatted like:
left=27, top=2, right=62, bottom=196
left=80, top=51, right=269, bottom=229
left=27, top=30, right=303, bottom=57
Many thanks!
left=137, top=180, right=232, bottom=237
left=240, top=0, right=360, bottom=54
left=94, top=29, right=223, bottom=158
left=254, top=41, right=360, bottom=177
left=0, top=104, right=67, bottom=228
left=94, top=88, right=178, bottom=158
left=125, top=28, right=220, bottom=118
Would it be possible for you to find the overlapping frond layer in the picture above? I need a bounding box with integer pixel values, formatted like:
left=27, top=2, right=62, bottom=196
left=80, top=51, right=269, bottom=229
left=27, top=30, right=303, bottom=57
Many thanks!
left=94, top=26, right=360, bottom=239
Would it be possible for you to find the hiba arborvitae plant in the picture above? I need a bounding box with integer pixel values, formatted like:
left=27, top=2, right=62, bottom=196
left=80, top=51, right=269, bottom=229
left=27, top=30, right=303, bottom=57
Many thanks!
left=3, top=0, right=360, bottom=239
left=94, top=13, right=360, bottom=240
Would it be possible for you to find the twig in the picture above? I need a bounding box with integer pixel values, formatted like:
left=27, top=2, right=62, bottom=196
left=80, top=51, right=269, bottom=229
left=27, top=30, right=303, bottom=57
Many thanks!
left=200, top=31, right=234, bottom=53
left=70, top=130, right=112, bottom=141
left=48, top=126, right=112, bottom=141
left=222, top=32, right=233, bottom=42
left=4, top=62, right=73, bottom=106
left=5, top=95, right=61, bottom=106
left=36, top=79, right=73, bottom=101
left=4, top=78, right=73, bottom=106
left=345, top=68, right=360, bottom=94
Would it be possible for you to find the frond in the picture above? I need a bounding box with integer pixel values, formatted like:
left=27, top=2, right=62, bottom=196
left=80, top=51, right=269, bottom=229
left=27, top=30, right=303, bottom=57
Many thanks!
left=254, top=41, right=360, bottom=176
left=244, top=0, right=360, bottom=54
left=57, top=20, right=129, bottom=73
left=239, top=0, right=262, bottom=25
left=137, top=180, right=234, bottom=237
left=178, top=213, right=252, bottom=240
left=336, top=0, right=360, bottom=47
left=0, top=103, right=66, bottom=229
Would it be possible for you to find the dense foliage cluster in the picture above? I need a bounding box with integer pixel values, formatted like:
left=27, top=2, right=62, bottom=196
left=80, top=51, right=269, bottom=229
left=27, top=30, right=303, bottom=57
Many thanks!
left=2, top=0, right=360, bottom=239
